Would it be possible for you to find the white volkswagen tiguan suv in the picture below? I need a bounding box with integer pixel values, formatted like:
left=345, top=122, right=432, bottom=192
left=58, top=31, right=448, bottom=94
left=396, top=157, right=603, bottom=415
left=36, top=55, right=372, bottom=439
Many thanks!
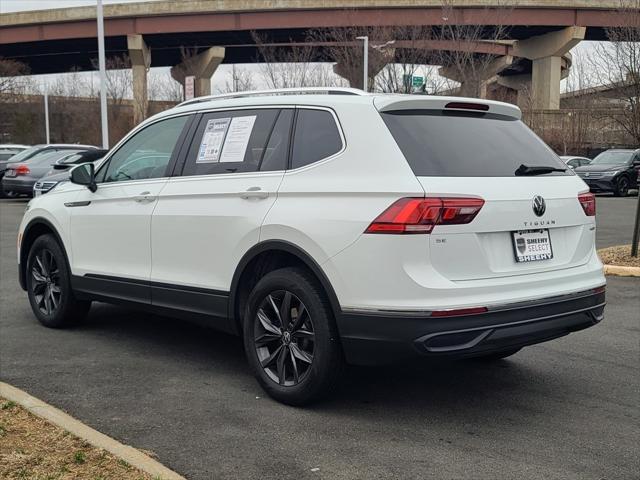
left=18, top=88, right=606, bottom=405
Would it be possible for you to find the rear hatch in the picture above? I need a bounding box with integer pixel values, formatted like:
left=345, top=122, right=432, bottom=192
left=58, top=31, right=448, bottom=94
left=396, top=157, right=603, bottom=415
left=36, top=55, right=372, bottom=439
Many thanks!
left=376, top=97, right=594, bottom=281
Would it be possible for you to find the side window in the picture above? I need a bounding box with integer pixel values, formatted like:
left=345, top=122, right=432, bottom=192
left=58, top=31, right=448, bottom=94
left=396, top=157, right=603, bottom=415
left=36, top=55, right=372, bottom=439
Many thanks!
left=100, top=116, right=188, bottom=183
left=260, top=109, right=293, bottom=172
left=291, top=108, right=342, bottom=169
left=183, top=109, right=279, bottom=176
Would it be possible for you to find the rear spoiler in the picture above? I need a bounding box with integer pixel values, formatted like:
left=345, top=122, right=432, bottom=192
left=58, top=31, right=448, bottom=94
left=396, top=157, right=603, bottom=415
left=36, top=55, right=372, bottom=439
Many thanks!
left=373, top=95, right=522, bottom=120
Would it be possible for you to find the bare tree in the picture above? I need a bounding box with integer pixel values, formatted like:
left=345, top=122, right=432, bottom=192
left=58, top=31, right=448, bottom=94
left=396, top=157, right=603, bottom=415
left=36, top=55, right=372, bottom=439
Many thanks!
left=216, top=65, right=257, bottom=93
left=92, top=55, right=134, bottom=142
left=253, top=32, right=348, bottom=89
left=0, top=58, right=30, bottom=96
left=589, top=0, right=640, bottom=144
left=148, top=70, right=183, bottom=102
left=434, top=0, right=513, bottom=98
left=308, top=26, right=391, bottom=91
left=370, top=26, right=436, bottom=94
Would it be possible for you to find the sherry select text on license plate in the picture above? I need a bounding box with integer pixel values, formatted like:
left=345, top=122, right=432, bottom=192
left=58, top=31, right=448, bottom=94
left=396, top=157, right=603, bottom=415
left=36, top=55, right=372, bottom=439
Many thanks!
left=511, top=229, right=553, bottom=263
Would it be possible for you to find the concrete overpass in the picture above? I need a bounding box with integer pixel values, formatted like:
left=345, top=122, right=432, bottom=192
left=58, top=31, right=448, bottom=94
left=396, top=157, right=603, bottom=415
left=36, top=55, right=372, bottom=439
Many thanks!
left=1, top=0, right=636, bottom=121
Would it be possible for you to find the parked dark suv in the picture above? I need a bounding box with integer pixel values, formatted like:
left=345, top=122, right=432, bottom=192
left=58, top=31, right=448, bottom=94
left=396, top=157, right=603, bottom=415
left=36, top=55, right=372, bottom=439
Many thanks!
left=574, top=149, right=640, bottom=196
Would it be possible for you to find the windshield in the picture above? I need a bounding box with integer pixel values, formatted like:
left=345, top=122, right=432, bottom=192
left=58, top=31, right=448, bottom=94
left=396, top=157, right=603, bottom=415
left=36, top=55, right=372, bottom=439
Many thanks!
left=591, top=151, right=633, bottom=165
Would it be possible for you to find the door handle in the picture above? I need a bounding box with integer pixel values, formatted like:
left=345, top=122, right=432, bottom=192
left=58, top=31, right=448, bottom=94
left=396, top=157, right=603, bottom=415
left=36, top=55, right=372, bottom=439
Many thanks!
left=240, top=187, right=269, bottom=200
left=132, top=191, right=157, bottom=203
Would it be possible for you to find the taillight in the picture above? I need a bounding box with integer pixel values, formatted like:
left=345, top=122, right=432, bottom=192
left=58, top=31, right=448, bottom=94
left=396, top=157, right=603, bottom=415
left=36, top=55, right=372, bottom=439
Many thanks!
left=14, top=164, right=30, bottom=176
left=365, top=197, right=484, bottom=234
left=578, top=192, right=596, bottom=216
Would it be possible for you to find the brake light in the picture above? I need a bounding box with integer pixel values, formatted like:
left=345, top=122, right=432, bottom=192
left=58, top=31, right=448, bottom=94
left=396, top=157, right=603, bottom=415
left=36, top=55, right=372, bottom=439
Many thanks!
left=578, top=192, right=596, bottom=216
left=14, top=164, right=30, bottom=176
left=365, top=197, right=484, bottom=234
left=445, top=102, right=489, bottom=112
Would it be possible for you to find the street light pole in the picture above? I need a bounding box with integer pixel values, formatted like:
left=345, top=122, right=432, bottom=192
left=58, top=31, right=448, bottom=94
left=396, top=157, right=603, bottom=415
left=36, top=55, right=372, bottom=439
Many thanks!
left=97, top=0, right=109, bottom=149
left=43, top=84, right=50, bottom=144
left=356, top=36, right=368, bottom=92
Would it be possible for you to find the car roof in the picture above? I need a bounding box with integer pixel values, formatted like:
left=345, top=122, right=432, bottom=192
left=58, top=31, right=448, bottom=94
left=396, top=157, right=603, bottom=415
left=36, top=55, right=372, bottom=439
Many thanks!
left=40, top=144, right=99, bottom=149
left=0, top=144, right=29, bottom=149
left=150, top=88, right=522, bottom=124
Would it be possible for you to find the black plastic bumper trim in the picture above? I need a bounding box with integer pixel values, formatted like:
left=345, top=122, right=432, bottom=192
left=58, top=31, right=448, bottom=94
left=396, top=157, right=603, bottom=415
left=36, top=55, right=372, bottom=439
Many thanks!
left=337, top=289, right=606, bottom=365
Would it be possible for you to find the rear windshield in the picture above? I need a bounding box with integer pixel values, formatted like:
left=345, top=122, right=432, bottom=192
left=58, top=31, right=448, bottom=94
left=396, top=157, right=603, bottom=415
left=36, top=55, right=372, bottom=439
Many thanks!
left=381, top=110, right=569, bottom=177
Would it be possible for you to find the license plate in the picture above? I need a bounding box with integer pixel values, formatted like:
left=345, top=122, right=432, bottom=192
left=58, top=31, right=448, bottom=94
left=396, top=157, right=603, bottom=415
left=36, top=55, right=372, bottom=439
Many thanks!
left=5, top=169, right=15, bottom=177
left=511, top=229, right=553, bottom=263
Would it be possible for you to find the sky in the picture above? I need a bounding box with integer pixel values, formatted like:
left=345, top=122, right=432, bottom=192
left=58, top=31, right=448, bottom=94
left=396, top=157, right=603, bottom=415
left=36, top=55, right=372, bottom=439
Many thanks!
left=1, top=0, right=152, bottom=13
left=1, top=0, right=600, bottom=96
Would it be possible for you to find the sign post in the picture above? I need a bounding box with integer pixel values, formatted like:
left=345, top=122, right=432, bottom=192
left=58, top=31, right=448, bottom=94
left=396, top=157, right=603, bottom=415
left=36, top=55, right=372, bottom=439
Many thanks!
left=632, top=176, right=640, bottom=257
left=185, top=75, right=195, bottom=100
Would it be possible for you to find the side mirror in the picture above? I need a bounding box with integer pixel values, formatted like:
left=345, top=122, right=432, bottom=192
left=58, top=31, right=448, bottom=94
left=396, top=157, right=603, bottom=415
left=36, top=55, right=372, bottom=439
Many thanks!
left=70, top=163, right=97, bottom=192
left=52, top=163, right=69, bottom=170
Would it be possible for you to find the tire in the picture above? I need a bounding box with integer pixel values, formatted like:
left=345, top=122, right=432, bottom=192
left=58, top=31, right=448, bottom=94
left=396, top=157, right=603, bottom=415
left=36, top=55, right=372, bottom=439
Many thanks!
left=25, top=234, right=91, bottom=328
left=613, top=176, right=629, bottom=197
left=471, top=348, right=521, bottom=361
left=243, top=267, right=343, bottom=406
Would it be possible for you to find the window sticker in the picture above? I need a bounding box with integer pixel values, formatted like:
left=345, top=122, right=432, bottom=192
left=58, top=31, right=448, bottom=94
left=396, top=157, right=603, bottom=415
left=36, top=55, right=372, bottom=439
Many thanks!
left=219, top=115, right=257, bottom=163
left=197, top=117, right=230, bottom=163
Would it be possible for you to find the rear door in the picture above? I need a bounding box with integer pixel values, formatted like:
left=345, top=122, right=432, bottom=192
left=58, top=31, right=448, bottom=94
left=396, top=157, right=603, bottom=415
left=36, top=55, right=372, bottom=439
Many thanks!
left=150, top=108, right=292, bottom=322
left=380, top=107, right=594, bottom=281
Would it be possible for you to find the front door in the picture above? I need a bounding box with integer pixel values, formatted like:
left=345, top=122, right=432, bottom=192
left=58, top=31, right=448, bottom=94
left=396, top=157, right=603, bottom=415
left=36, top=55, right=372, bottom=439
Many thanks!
left=69, top=114, right=191, bottom=303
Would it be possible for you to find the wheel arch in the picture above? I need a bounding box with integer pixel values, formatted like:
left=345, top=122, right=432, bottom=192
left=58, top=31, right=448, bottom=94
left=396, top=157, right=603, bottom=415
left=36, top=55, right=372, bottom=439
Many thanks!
left=228, top=240, right=341, bottom=335
left=19, top=217, right=70, bottom=291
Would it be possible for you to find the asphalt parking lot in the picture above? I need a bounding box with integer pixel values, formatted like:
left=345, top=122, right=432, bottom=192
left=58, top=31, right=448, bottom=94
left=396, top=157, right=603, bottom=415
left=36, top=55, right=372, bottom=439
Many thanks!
left=1, top=196, right=638, bottom=480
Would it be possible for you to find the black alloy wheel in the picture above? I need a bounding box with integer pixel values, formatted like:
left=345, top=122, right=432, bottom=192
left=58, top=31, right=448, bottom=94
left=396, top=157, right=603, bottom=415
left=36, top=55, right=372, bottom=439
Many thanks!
left=26, top=234, right=91, bottom=328
left=30, top=248, right=62, bottom=316
left=253, top=290, right=315, bottom=386
left=243, top=267, right=343, bottom=405
left=615, top=176, right=629, bottom=197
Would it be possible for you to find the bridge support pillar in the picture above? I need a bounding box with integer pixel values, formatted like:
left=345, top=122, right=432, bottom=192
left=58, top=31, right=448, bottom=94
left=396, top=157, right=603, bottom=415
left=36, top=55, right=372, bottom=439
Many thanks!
left=127, top=34, right=151, bottom=125
left=531, top=56, right=562, bottom=109
left=512, top=26, right=585, bottom=110
left=171, top=47, right=225, bottom=98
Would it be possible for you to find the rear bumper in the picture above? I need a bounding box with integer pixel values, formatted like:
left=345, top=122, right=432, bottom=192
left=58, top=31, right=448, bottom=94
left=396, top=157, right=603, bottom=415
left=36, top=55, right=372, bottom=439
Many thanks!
left=337, top=287, right=605, bottom=365
left=2, top=178, right=35, bottom=195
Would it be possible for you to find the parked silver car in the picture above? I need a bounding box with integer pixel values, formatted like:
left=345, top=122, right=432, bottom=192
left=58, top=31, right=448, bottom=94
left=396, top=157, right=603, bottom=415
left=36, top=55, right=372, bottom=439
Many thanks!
left=560, top=155, right=592, bottom=169
left=2, top=147, right=97, bottom=197
left=0, top=144, right=29, bottom=162
left=0, top=144, right=98, bottom=197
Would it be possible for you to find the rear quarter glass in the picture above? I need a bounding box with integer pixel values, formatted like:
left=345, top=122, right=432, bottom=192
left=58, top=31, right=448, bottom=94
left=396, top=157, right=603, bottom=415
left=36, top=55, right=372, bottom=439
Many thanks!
left=381, top=110, right=570, bottom=177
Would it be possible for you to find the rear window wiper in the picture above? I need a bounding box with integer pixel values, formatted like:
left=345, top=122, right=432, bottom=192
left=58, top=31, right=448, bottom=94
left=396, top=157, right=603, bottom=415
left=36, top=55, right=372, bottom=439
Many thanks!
left=515, top=164, right=566, bottom=176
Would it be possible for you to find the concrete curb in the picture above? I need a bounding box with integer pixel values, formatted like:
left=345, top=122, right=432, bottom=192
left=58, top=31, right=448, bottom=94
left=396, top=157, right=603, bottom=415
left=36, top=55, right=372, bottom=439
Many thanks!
left=0, top=382, right=186, bottom=480
left=603, top=264, right=640, bottom=277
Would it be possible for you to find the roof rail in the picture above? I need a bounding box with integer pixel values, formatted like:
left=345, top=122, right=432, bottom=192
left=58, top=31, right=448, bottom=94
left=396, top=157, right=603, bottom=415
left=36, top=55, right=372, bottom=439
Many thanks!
left=177, top=87, right=367, bottom=107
